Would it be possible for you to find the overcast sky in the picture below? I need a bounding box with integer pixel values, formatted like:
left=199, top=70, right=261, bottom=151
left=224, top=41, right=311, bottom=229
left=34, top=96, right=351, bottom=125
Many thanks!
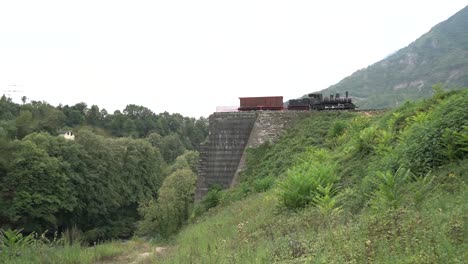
left=0, top=1, right=466, bottom=118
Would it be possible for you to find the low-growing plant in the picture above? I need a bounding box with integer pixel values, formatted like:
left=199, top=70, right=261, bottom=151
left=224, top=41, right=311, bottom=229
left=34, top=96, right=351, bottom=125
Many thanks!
left=327, top=120, right=348, bottom=146
left=356, top=126, right=379, bottom=155
left=278, top=159, right=339, bottom=210
left=410, top=172, right=437, bottom=209
left=0, top=228, right=35, bottom=256
left=312, top=184, right=342, bottom=217
left=374, top=129, right=394, bottom=155
left=252, top=175, right=276, bottom=192
left=442, top=126, right=468, bottom=161
left=370, top=167, right=412, bottom=211
left=202, top=185, right=223, bottom=210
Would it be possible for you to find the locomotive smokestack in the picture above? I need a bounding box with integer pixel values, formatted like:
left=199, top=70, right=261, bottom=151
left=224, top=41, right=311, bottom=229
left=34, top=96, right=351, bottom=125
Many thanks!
left=345, top=91, right=349, bottom=98
left=336, top=93, right=340, bottom=98
left=330, top=94, right=333, bottom=100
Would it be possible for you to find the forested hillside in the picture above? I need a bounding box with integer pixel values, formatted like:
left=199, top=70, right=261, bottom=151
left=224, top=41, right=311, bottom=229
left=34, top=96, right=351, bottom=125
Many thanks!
left=0, top=96, right=208, bottom=242
left=0, top=88, right=466, bottom=263
left=318, top=6, right=468, bottom=109
left=158, top=88, right=467, bottom=263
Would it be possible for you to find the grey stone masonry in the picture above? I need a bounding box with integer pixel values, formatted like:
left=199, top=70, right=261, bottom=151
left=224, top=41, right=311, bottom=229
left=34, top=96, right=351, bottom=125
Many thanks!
left=231, top=111, right=312, bottom=187
left=196, top=111, right=312, bottom=201
left=195, top=112, right=257, bottom=201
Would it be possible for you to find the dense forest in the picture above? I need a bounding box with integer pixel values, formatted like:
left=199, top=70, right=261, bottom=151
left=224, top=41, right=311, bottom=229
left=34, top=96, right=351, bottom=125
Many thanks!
left=0, top=95, right=208, bottom=242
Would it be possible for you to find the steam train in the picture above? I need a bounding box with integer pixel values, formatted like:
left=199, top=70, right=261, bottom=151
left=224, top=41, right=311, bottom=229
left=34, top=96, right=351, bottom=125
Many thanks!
left=238, top=91, right=356, bottom=111
left=288, top=91, right=356, bottom=110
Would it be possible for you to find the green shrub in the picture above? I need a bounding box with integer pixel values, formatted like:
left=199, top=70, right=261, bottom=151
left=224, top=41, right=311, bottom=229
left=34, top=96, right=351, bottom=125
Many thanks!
left=397, top=89, right=468, bottom=174
left=201, top=185, right=223, bottom=210
left=441, top=126, right=468, bottom=161
left=253, top=175, right=276, bottom=192
left=410, top=172, right=437, bottom=209
left=356, top=126, right=379, bottom=155
left=137, top=168, right=196, bottom=239
left=327, top=120, right=348, bottom=139
left=0, top=229, right=35, bottom=256
left=312, top=184, right=342, bottom=217
left=370, top=168, right=412, bottom=211
left=278, top=156, right=338, bottom=209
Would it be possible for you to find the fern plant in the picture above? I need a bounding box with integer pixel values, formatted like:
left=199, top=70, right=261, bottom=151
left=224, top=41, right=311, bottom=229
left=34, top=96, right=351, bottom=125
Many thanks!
left=312, top=184, right=342, bottom=217
left=370, top=168, right=412, bottom=211
left=278, top=156, right=339, bottom=210
left=410, top=172, right=437, bottom=209
left=0, top=229, right=35, bottom=256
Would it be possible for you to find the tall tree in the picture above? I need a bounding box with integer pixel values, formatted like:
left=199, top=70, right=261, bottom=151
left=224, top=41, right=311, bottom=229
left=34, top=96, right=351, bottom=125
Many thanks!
left=15, top=111, right=34, bottom=139
left=0, top=139, right=75, bottom=232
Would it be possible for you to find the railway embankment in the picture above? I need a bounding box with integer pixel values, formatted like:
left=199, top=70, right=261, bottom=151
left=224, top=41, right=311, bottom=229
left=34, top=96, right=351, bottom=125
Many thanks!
left=196, top=111, right=311, bottom=200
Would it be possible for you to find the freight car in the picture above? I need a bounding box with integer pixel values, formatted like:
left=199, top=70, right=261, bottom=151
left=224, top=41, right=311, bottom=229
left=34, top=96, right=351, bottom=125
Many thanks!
left=238, top=96, right=284, bottom=111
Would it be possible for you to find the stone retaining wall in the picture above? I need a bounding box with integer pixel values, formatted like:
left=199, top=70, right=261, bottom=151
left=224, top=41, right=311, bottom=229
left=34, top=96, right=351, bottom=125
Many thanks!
left=196, top=111, right=312, bottom=200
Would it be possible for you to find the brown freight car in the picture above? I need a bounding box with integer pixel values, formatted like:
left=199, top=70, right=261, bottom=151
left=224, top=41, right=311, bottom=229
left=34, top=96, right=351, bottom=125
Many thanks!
left=238, top=96, right=284, bottom=111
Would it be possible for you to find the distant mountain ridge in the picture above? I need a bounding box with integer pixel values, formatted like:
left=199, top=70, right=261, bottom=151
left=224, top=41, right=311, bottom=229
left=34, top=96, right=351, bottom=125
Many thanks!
left=318, top=6, right=468, bottom=109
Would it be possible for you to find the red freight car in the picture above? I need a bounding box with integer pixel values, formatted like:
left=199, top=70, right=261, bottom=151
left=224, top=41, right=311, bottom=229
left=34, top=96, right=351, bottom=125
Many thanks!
left=238, top=96, right=284, bottom=111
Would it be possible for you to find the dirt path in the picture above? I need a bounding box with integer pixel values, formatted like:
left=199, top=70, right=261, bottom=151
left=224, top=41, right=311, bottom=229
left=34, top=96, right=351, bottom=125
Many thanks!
left=129, top=247, right=167, bottom=264
left=96, top=242, right=168, bottom=264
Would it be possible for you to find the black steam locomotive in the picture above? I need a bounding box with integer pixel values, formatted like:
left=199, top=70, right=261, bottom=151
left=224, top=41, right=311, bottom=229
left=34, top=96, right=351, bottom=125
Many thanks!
left=287, top=91, right=356, bottom=110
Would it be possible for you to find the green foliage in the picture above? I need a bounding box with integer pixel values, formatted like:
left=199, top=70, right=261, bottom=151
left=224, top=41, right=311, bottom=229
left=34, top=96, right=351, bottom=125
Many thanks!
left=1, top=95, right=208, bottom=146
left=239, top=112, right=357, bottom=197
left=278, top=149, right=339, bottom=210
left=410, top=172, right=437, bottom=209
left=166, top=150, right=199, bottom=175
left=159, top=133, right=186, bottom=163
left=15, top=110, right=34, bottom=138
left=158, top=88, right=467, bottom=263
left=159, top=186, right=467, bottom=264
left=190, top=185, right=224, bottom=220
left=327, top=120, right=348, bottom=139
left=396, top=89, right=468, bottom=173
left=0, top=130, right=167, bottom=242
left=202, top=185, right=223, bottom=210
left=0, top=229, right=35, bottom=256
left=138, top=168, right=197, bottom=239
left=356, top=126, right=379, bottom=155
left=369, top=168, right=412, bottom=211
left=1, top=139, right=75, bottom=232
left=252, top=175, right=276, bottom=192
left=442, top=126, right=468, bottom=161
left=0, top=93, right=208, bottom=242
left=312, top=184, right=342, bottom=217
left=0, top=234, right=143, bottom=264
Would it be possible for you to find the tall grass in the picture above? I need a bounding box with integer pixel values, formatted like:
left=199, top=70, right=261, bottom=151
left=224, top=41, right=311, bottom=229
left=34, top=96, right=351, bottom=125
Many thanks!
left=157, top=184, right=466, bottom=263
left=0, top=238, right=145, bottom=264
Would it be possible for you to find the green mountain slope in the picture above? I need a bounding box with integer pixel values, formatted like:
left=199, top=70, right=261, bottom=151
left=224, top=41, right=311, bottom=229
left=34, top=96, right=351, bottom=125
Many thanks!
left=156, top=89, right=467, bottom=263
left=320, top=6, right=468, bottom=109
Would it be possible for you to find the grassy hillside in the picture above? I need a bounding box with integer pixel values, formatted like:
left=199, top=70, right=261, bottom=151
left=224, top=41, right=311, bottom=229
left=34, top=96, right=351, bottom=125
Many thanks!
left=159, top=88, right=467, bottom=263
left=319, top=6, right=468, bottom=109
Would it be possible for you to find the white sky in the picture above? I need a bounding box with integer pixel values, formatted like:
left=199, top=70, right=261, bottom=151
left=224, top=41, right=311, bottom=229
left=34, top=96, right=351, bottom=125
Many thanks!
left=0, top=1, right=466, bottom=118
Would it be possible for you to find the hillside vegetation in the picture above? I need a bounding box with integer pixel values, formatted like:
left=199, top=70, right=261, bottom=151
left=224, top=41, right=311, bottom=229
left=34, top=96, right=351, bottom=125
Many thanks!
left=159, top=88, right=467, bottom=263
left=318, top=6, right=468, bottom=109
left=0, top=97, right=207, bottom=244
